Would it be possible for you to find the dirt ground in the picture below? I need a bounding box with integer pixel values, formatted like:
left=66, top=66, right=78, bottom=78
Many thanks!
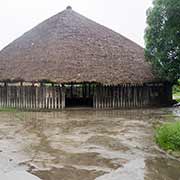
left=0, top=108, right=180, bottom=180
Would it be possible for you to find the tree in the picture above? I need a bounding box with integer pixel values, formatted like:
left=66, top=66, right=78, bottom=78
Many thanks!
left=145, top=0, right=180, bottom=84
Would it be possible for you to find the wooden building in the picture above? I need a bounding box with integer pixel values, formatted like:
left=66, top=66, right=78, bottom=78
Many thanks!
left=0, top=6, right=172, bottom=109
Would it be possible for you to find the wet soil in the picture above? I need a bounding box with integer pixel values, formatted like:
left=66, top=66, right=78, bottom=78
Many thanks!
left=0, top=108, right=180, bottom=180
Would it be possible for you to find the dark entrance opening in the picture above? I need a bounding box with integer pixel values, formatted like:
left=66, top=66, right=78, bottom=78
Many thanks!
left=65, top=83, right=94, bottom=107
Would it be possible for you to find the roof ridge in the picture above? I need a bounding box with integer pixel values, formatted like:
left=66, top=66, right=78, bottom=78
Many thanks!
left=63, top=7, right=144, bottom=50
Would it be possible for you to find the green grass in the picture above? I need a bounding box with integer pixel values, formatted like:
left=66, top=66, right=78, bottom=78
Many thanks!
left=0, top=107, right=18, bottom=112
left=156, top=122, right=180, bottom=152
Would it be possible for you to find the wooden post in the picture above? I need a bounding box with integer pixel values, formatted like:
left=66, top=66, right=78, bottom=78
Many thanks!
left=61, top=85, right=65, bottom=109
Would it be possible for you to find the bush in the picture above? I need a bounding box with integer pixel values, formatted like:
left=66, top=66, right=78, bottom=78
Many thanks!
left=156, top=122, right=180, bottom=151
left=173, top=80, right=180, bottom=102
left=173, top=80, right=180, bottom=94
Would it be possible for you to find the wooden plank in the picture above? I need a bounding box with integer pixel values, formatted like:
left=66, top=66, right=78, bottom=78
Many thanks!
left=61, top=85, right=65, bottom=109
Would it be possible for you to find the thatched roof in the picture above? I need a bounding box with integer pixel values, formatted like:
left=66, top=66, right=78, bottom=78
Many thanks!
left=0, top=7, right=156, bottom=85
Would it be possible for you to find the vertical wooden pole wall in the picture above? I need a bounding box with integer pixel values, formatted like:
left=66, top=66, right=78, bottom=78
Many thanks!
left=0, top=83, right=64, bottom=110
left=0, top=82, right=171, bottom=110
left=92, top=84, right=165, bottom=109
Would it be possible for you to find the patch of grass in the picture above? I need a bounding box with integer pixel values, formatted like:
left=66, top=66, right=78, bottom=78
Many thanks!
left=155, top=122, right=180, bottom=151
left=0, top=107, right=18, bottom=112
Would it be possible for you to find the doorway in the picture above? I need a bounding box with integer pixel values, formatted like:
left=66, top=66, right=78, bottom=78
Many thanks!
left=65, top=83, right=94, bottom=107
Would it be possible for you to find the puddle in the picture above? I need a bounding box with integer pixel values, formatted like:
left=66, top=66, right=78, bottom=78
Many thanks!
left=0, top=108, right=180, bottom=179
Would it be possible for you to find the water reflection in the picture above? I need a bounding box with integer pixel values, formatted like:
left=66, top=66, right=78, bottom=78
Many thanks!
left=145, top=157, right=180, bottom=180
left=0, top=108, right=179, bottom=180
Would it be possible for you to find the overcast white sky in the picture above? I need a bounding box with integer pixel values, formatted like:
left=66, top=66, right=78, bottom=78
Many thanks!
left=0, top=0, right=152, bottom=50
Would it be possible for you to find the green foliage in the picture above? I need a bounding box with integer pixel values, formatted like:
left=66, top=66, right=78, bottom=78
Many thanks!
left=173, top=80, right=180, bottom=93
left=176, top=98, right=180, bottom=103
left=156, top=122, right=180, bottom=151
left=173, top=79, right=180, bottom=102
left=145, top=0, right=180, bottom=83
left=173, top=85, right=180, bottom=94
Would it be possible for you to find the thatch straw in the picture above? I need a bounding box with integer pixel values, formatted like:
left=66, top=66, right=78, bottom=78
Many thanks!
left=0, top=7, right=156, bottom=85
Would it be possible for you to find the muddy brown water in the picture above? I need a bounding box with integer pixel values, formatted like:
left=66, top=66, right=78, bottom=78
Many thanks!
left=0, top=108, right=180, bottom=180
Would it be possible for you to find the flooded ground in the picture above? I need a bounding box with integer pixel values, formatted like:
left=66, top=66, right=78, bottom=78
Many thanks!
left=0, top=108, right=180, bottom=180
